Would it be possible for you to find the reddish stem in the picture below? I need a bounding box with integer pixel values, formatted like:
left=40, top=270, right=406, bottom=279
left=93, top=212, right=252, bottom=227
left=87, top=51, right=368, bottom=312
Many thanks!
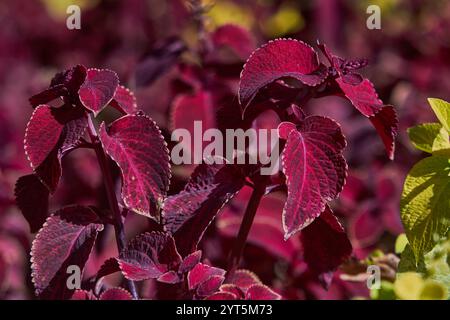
left=227, top=176, right=268, bottom=276
left=86, top=116, right=138, bottom=300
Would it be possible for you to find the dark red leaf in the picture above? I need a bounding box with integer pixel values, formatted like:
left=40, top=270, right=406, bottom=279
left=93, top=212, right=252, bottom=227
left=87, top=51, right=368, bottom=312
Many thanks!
left=196, top=275, right=225, bottom=297
left=226, top=269, right=261, bottom=291
left=51, top=65, right=87, bottom=95
left=211, top=24, right=255, bottom=60
left=301, top=206, right=352, bottom=276
left=278, top=116, right=347, bottom=239
left=239, top=39, right=326, bottom=108
left=219, top=284, right=245, bottom=299
left=170, top=91, right=216, bottom=164
left=118, top=232, right=181, bottom=281
left=79, top=68, right=119, bottom=115
left=99, top=287, right=133, bottom=300
left=368, top=105, right=398, bottom=160
left=31, top=205, right=103, bottom=299
left=178, top=250, right=202, bottom=274
left=14, top=174, right=49, bottom=233
left=24, top=105, right=65, bottom=171
left=205, top=292, right=237, bottom=300
left=336, top=78, right=397, bottom=160
left=163, top=163, right=245, bottom=256
left=349, top=204, right=385, bottom=248
left=109, top=85, right=138, bottom=115
left=70, top=290, right=96, bottom=300
left=187, top=263, right=226, bottom=290
left=157, top=270, right=181, bottom=284
left=245, top=284, right=281, bottom=300
left=29, top=85, right=67, bottom=108
left=336, top=78, right=383, bottom=117
left=24, top=104, right=87, bottom=192
left=95, top=257, right=120, bottom=281
left=99, top=113, right=170, bottom=220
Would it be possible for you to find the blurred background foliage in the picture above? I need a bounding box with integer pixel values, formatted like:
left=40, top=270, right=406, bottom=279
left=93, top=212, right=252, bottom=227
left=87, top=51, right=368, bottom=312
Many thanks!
left=0, top=0, right=449, bottom=299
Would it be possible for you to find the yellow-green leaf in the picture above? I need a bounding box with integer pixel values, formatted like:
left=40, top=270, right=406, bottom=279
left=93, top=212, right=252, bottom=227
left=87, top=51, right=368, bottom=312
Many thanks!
left=428, top=98, right=450, bottom=132
left=394, top=272, right=424, bottom=300
left=400, top=156, right=450, bottom=262
left=419, top=280, right=448, bottom=300
left=407, top=123, right=450, bottom=154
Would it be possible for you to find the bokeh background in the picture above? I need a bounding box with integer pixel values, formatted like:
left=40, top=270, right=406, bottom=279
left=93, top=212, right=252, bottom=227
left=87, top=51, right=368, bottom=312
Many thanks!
left=1, top=0, right=449, bottom=299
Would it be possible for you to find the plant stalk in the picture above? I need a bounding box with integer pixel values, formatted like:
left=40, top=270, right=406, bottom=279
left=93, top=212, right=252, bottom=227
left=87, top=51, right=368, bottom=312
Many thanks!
left=227, top=176, right=268, bottom=276
left=86, top=116, right=139, bottom=300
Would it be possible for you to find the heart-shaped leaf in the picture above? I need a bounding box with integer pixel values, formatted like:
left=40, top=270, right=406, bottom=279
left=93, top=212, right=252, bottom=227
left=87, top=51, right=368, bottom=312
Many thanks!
left=300, top=206, right=352, bottom=277
left=109, top=85, right=138, bottom=115
left=118, top=232, right=181, bottom=281
left=99, top=113, right=170, bottom=220
left=24, top=105, right=65, bottom=172
left=79, top=68, right=119, bottom=115
left=239, top=39, right=326, bottom=108
left=163, top=162, right=245, bottom=256
left=278, top=116, right=347, bottom=239
left=24, top=104, right=87, bottom=192
left=31, top=206, right=103, bottom=299
left=187, top=263, right=226, bottom=290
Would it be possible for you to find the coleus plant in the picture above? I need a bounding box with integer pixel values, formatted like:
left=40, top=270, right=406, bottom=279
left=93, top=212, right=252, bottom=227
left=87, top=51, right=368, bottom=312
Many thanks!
left=401, top=98, right=450, bottom=264
left=15, top=38, right=398, bottom=300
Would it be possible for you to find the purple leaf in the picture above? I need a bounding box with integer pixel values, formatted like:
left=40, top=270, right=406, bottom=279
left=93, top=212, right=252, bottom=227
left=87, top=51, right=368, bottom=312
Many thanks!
left=196, top=275, right=225, bottom=297
left=14, top=174, right=49, bottom=233
left=29, top=85, right=67, bottom=108
left=99, top=113, right=170, bottom=220
left=187, top=263, right=226, bottom=291
left=300, top=206, right=352, bottom=276
left=239, top=39, right=327, bottom=108
left=31, top=205, right=103, bottom=299
left=118, top=232, right=181, bottom=281
left=71, top=290, right=96, bottom=300
left=278, top=116, right=347, bottom=239
left=163, top=163, right=245, bottom=256
left=211, top=24, right=255, bottom=60
left=219, top=284, right=245, bottom=299
left=79, top=68, right=119, bottom=115
left=24, top=104, right=87, bottom=192
left=109, top=85, right=138, bottom=115
left=246, top=284, right=281, bottom=300
left=226, top=269, right=261, bottom=291
left=99, top=287, right=133, bottom=300
left=157, top=270, right=181, bottom=284
left=336, top=71, right=397, bottom=160
left=368, top=105, right=398, bottom=160
left=95, top=257, right=120, bottom=281
left=178, top=250, right=202, bottom=274
left=24, top=105, right=65, bottom=172
left=205, top=292, right=237, bottom=300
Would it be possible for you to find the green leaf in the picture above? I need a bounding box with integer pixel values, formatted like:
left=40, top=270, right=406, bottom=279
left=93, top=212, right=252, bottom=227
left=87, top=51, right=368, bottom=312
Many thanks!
left=400, top=156, right=450, bottom=262
left=394, top=272, right=424, bottom=300
left=395, top=234, right=409, bottom=254
left=399, top=238, right=450, bottom=293
left=428, top=98, right=450, bottom=132
left=407, top=123, right=450, bottom=154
